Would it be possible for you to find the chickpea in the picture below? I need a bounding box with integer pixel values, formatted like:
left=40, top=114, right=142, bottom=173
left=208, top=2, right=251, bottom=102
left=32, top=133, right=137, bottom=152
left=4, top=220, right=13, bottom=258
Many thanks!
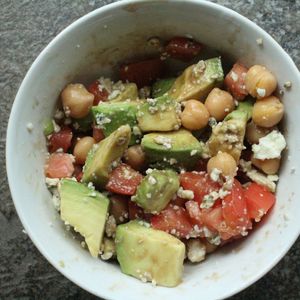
left=252, top=96, right=284, bottom=128
left=207, top=152, right=237, bottom=178
left=245, top=65, right=277, bottom=99
left=181, top=100, right=210, bottom=130
left=246, top=121, right=272, bottom=144
left=61, top=84, right=94, bottom=119
left=73, top=136, right=95, bottom=165
left=204, top=88, right=234, bottom=121
left=109, top=195, right=129, bottom=224
left=251, top=156, right=280, bottom=175
left=124, top=145, right=146, bottom=171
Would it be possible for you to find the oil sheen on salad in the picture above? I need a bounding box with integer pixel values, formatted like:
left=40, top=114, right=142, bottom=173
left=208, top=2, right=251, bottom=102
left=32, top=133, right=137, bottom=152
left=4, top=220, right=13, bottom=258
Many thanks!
left=44, top=36, right=286, bottom=287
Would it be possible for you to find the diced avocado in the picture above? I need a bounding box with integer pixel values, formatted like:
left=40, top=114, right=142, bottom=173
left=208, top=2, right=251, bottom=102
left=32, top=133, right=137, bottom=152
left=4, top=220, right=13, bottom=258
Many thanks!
left=169, top=57, right=224, bottom=102
left=82, top=125, right=131, bottom=187
left=109, top=83, right=138, bottom=102
left=73, top=111, right=93, bottom=132
left=59, top=179, right=109, bottom=257
left=208, top=109, right=250, bottom=162
left=137, top=95, right=181, bottom=132
left=231, top=97, right=254, bottom=121
left=43, top=119, right=54, bottom=136
left=151, top=78, right=176, bottom=98
left=141, top=129, right=202, bottom=169
left=115, top=220, right=185, bottom=287
left=100, top=237, right=116, bottom=260
left=92, top=102, right=140, bottom=145
left=132, top=169, right=179, bottom=213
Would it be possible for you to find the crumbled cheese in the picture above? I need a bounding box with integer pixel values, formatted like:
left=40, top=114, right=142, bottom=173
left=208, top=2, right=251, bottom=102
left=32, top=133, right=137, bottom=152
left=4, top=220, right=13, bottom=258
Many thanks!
left=108, top=90, right=121, bottom=100
left=145, top=168, right=153, bottom=175
left=132, top=126, right=142, bottom=136
left=256, top=38, right=263, bottom=45
left=252, top=130, right=286, bottom=159
left=177, top=187, right=194, bottom=200
left=190, top=149, right=198, bottom=156
left=230, top=71, right=238, bottom=82
left=201, top=192, right=218, bottom=209
left=153, top=135, right=172, bottom=149
left=101, top=251, right=113, bottom=260
left=256, top=88, right=266, bottom=97
left=207, top=235, right=221, bottom=246
left=95, top=113, right=111, bottom=127
left=52, top=120, right=61, bottom=133
left=284, top=81, right=292, bottom=89
left=105, top=215, right=117, bottom=238
left=54, top=109, right=64, bottom=120
left=186, top=239, right=206, bottom=263
left=148, top=175, right=157, bottom=185
left=192, top=60, right=206, bottom=77
left=26, top=122, right=34, bottom=132
left=63, top=106, right=71, bottom=117
left=208, top=117, right=217, bottom=128
left=45, top=177, right=60, bottom=187
left=210, top=168, right=222, bottom=182
left=169, top=158, right=177, bottom=165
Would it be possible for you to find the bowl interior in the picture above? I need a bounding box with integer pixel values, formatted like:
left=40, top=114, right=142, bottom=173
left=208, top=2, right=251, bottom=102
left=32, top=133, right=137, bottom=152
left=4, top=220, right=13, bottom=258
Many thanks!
left=6, top=1, right=300, bottom=299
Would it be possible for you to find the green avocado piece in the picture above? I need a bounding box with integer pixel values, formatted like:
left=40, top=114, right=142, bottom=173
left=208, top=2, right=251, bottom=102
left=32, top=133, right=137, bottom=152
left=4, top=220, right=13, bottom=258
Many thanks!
left=115, top=220, right=185, bottom=287
left=141, top=129, right=202, bottom=169
left=59, top=179, right=109, bottom=258
left=151, top=78, right=176, bottom=98
left=230, top=96, right=254, bottom=121
left=109, top=83, right=138, bottom=102
left=92, top=102, right=140, bottom=145
left=169, top=57, right=224, bottom=102
left=132, top=169, right=179, bottom=213
left=82, top=125, right=131, bottom=187
left=43, top=119, right=54, bottom=136
left=137, top=95, right=181, bottom=132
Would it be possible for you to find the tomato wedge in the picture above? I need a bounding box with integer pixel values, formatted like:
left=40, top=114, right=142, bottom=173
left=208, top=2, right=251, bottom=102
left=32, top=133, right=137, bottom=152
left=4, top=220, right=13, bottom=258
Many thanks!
left=119, top=58, right=164, bottom=88
left=45, top=153, right=74, bottom=178
left=244, top=182, right=276, bottom=221
left=48, top=126, right=73, bottom=153
left=165, top=36, right=203, bottom=61
left=106, top=164, right=143, bottom=196
left=224, top=63, right=248, bottom=100
left=151, top=204, right=194, bottom=238
left=222, top=179, right=251, bottom=231
left=180, top=172, right=220, bottom=205
left=87, top=80, right=109, bottom=105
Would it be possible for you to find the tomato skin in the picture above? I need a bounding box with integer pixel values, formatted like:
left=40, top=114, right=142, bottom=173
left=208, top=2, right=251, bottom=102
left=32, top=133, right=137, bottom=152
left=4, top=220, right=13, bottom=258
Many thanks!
left=48, top=126, right=73, bottom=153
left=171, top=196, right=187, bottom=208
left=106, top=164, right=143, bottom=196
left=119, top=58, right=164, bottom=88
left=244, top=182, right=276, bottom=221
left=165, top=37, right=203, bottom=61
left=222, top=179, right=251, bottom=231
left=45, top=153, right=74, bottom=178
left=224, top=63, right=248, bottom=100
left=179, top=172, right=220, bottom=205
left=185, top=200, right=203, bottom=226
left=151, top=204, right=194, bottom=238
left=92, top=126, right=105, bottom=143
left=87, top=80, right=109, bottom=105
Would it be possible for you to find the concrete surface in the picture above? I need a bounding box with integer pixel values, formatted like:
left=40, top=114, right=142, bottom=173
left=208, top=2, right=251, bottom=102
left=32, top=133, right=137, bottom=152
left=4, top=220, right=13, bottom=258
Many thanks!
left=0, top=0, right=299, bottom=299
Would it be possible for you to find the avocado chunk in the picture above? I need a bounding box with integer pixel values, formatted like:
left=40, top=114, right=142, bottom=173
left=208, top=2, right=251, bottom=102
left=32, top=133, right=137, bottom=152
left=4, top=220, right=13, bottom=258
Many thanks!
left=109, top=83, right=138, bottom=102
left=169, top=57, right=224, bottom=102
left=208, top=100, right=253, bottom=161
left=59, top=179, right=109, bottom=257
left=141, top=129, right=202, bottom=169
left=82, top=125, right=131, bottom=187
left=132, top=169, right=179, bottom=213
left=137, top=95, right=181, bottom=132
left=92, top=102, right=140, bottom=145
left=115, top=220, right=185, bottom=287
left=151, top=78, right=176, bottom=98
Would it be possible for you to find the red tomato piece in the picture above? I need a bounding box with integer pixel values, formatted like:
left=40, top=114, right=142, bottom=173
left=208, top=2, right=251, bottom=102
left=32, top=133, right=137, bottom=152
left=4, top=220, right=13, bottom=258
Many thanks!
left=244, top=182, right=276, bottom=221
left=106, top=164, right=143, bottom=196
left=48, top=126, right=73, bottom=153
left=119, top=58, right=164, bottom=88
left=179, top=172, right=220, bottom=205
left=45, top=153, right=74, bottom=178
left=222, top=179, right=251, bottom=231
left=151, top=204, right=194, bottom=238
left=224, top=63, right=248, bottom=100
left=87, top=80, right=109, bottom=105
left=92, top=126, right=105, bottom=143
left=171, top=196, right=187, bottom=207
left=165, top=36, right=203, bottom=61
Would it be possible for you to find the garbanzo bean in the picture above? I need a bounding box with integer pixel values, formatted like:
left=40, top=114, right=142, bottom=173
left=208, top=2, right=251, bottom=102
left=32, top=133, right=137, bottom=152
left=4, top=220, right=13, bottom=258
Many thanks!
left=61, top=84, right=94, bottom=118
left=251, top=156, right=280, bottom=175
left=181, top=100, right=210, bottom=130
left=245, top=65, right=277, bottom=99
left=124, top=145, right=146, bottom=171
left=246, top=121, right=272, bottom=144
left=207, top=152, right=237, bottom=178
left=73, top=136, right=95, bottom=165
left=204, top=88, right=234, bottom=121
left=252, top=96, right=284, bottom=128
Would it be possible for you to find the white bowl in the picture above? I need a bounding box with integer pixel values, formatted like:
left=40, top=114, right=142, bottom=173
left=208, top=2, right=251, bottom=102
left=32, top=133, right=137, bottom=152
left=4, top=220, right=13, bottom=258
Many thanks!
left=6, top=0, right=300, bottom=299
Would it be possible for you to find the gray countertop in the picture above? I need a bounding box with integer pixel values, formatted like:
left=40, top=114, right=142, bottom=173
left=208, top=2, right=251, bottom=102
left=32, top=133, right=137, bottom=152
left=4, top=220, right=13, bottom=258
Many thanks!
left=1, top=0, right=299, bottom=299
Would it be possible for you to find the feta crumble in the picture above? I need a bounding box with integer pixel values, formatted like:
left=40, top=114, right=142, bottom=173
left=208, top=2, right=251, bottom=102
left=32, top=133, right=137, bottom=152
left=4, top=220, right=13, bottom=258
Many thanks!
left=148, top=175, right=157, bottom=185
left=26, top=122, right=34, bottom=132
left=186, top=239, right=206, bottom=263
left=210, top=168, right=222, bottom=182
left=256, top=88, right=266, bottom=98
left=153, top=135, right=172, bottom=149
left=177, top=187, right=194, bottom=200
